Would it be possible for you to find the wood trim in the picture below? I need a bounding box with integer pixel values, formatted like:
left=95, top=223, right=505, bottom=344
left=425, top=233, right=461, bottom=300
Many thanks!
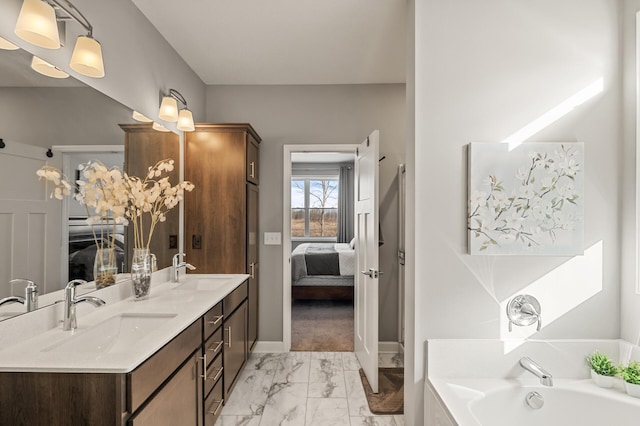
left=190, top=123, right=261, bottom=143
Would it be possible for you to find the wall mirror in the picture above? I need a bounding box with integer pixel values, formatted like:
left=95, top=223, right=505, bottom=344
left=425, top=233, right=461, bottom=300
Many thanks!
left=0, top=47, right=179, bottom=321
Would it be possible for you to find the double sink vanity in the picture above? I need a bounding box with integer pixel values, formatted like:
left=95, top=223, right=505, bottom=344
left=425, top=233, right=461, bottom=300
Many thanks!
left=0, top=271, right=251, bottom=426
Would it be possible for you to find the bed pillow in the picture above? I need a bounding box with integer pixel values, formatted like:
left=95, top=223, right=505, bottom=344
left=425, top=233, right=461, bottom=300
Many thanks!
left=349, top=238, right=356, bottom=249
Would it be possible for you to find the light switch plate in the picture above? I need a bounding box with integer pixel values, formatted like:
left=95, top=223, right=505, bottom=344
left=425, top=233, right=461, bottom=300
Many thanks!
left=264, top=232, right=282, bottom=245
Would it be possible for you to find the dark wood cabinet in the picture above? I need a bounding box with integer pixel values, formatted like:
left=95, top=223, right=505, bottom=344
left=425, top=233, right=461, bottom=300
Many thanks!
left=185, top=124, right=260, bottom=353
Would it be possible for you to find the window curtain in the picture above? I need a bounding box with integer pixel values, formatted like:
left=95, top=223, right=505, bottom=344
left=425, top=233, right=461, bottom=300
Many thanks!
left=337, top=165, right=354, bottom=243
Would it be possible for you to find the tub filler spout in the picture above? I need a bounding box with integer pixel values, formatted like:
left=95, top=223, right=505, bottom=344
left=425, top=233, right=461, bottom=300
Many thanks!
left=519, top=357, right=553, bottom=387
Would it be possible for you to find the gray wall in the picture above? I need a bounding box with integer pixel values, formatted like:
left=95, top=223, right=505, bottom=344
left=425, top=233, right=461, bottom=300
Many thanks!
left=206, top=84, right=405, bottom=342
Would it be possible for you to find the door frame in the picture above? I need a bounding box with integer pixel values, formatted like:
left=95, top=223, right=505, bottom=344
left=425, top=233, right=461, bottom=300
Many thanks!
left=282, top=144, right=359, bottom=352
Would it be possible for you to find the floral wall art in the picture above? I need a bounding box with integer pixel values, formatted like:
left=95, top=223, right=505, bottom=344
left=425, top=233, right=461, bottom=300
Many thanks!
left=467, top=142, right=584, bottom=255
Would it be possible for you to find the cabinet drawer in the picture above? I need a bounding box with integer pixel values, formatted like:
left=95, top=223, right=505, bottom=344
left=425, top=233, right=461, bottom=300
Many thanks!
left=204, top=353, right=223, bottom=398
left=128, top=320, right=201, bottom=414
left=223, top=281, right=248, bottom=316
left=205, top=327, right=224, bottom=362
left=203, top=302, right=223, bottom=340
left=204, top=378, right=224, bottom=426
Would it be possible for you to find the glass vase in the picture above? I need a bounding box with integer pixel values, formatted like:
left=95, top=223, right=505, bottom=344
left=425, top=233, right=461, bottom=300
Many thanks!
left=131, top=248, right=156, bottom=299
left=93, top=247, right=118, bottom=289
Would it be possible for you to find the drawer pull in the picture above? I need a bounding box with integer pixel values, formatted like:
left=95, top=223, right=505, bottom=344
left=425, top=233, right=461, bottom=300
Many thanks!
left=250, top=161, right=255, bottom=179
left=209, top=399, right=224, bottom=416
left=208, top=315, right=223, bottom=325
left=199, top=355, right=207, bottom=380
left=249, top=262, right=255, bottom=279
left=226, top=326, right=232, bottom=348
left=208, top=340, right=224, bottom=354
left=208, top=366, right=224, bottom=382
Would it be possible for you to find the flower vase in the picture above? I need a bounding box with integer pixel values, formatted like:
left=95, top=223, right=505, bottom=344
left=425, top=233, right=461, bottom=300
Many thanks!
left=590, top=370, right=615, bottom=388
left=131, top=248, right=156, bottom=299
left=93, top=247, right=118, bottom=289
left=625, top=382, right=640, bottom=398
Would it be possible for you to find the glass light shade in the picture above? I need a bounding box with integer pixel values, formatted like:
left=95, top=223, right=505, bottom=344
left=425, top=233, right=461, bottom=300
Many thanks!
left=31, top=55, right=69, bottom=79
left=132, top=111, right=153, bottom=123
left=152, top=122, right=170, bottom=132
left=70, top=36, right=105, bottom=78
left=0, top=37, right=19, bottom=50
left=177, top=109, right=195, bottom=132
left=14, top=0, right=60, bottom=49
left=158, top=96, right=179, bottom=122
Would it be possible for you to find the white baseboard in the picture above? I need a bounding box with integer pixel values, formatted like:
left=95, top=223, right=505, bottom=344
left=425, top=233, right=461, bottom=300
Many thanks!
left=253, top=341, right=286, bottom=353
left=253, top=341, right=402, bottom=354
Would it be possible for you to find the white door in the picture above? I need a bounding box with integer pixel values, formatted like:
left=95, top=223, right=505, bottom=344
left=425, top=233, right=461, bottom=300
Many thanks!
left=354, top=130, right=380, bottom=392
left=0, top=141, right=62, bottom=296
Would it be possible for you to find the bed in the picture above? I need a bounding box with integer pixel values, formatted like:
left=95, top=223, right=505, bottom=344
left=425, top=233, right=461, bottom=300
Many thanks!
left=291, top=242, right=355, bottom=300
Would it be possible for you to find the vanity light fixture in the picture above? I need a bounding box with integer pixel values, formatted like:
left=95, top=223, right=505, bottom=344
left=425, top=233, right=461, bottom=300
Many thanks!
left=31, top=55, right=69, bottom=78
left=152, top=122, right=171, bottom=132
left=158, top=89, right=195, bottom=132
left=132, top=111, right=153, bottom=123
left=14, top=0, right=105, bottom=78
left=0, top=37, right=20, bottom=50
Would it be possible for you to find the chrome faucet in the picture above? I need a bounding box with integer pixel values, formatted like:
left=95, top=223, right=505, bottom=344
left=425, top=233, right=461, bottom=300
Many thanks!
left=63, top=279, right=106, bottom=331
left=172, top=253, right=196, bottom=283
left=519, top=357, right=553, bottom=387
left=0, top=279, right=38, bottom=312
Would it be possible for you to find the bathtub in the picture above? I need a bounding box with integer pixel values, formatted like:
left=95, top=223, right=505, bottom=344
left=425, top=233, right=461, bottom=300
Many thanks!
left=426, top=339, right=640, bottom=425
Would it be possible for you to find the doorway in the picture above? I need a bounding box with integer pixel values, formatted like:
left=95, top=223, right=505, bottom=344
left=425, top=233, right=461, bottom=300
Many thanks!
left=282, top=144, right=358, bottom=352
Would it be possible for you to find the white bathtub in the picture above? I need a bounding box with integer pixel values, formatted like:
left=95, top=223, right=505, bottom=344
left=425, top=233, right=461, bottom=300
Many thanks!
left=426, top=339, right=640, bottom=425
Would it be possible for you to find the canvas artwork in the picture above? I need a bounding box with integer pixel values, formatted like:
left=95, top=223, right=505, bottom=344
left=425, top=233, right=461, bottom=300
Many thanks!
left=467, top=142, right=584, bottom=255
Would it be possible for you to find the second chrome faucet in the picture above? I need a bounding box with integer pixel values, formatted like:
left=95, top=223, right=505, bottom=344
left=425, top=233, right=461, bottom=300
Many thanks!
left=63, top=279, right=106, bottom=331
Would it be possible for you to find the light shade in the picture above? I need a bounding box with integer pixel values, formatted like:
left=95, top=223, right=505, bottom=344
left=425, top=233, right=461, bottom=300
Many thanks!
left=132, top=111, right=153, bottom=123
left=69, top=35, right=105, bottom=78
left=31, top=55, right=69, bottom=79
left=0, top=37, right=19, bottom=50
left=177, top=109, right=195, bottom=132
left=14, top=0, right=60, bottom=49
left=158, top=96, right=179, bottom=122
left=152, top=122, right=170, bottom=132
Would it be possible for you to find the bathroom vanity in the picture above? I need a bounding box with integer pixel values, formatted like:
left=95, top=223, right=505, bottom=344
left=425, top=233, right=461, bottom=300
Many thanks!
left=0, top=273, right=250, bottom=426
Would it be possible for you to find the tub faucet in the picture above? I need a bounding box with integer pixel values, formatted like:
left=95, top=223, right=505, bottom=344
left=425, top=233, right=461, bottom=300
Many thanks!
left=172, top=253, right=196, bottom=283
left=520, top=357, right=553, bottom=387
left=63, top=279, right=106, bottom=331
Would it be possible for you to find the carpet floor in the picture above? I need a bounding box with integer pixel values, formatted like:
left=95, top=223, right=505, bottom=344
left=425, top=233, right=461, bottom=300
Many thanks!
left=291, top=299, right=354, bottom=352
left=359, top=368, right=405, bottom=415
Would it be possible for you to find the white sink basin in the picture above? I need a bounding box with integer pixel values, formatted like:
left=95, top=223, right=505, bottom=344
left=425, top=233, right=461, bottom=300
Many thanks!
left=44, top=313, right=177, bottom=354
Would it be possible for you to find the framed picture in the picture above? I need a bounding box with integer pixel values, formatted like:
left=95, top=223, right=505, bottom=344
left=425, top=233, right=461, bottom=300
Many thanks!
left=467, top=142, right=584, bottom=255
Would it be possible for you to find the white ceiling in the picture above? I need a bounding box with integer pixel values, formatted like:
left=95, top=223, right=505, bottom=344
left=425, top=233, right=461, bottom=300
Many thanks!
left=131, top=0, right=407, bottom=85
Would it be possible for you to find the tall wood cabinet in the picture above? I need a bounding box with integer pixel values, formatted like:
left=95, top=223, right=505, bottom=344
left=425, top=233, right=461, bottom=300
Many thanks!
left=185, top=124, right=260, bottom=350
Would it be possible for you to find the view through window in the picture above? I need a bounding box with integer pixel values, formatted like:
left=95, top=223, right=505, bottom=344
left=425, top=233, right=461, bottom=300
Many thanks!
left=291, top=178, right=339, bottom=238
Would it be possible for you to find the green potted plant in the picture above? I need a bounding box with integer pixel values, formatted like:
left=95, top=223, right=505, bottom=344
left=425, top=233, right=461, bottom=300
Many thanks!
left=620, top=361, right=640, bottom=398
left=586, top=351, right=618, bottom=388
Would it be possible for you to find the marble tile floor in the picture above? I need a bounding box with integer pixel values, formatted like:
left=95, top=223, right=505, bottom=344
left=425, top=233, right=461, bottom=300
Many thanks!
left=215, top=352, right=405, bottom=426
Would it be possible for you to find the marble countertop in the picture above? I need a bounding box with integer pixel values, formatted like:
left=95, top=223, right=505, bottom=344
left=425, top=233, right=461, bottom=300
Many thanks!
left=0, top=273, right=248, bottom=374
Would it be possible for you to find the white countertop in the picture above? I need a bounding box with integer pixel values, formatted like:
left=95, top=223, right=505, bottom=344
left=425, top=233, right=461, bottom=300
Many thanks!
left=0, top=273, right=248, bottom=374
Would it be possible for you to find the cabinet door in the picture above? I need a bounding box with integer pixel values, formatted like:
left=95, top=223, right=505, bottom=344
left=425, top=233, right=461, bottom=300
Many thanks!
left=247, top=184, right=259, bottom=350
left=246, top=135, right=259, bottom=185
left=223, top=301, right=247, bottom=398
left=128, top=353, right=201, bottom=426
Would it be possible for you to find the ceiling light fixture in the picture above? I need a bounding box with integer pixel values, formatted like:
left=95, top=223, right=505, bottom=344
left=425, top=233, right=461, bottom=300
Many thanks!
left=158, top=89, right=195, bottom=132
left=132, top=111, right=153, bottom=123
left=14, top=0, right=105, bottom=78
left=152, top=122, right=170, bottom=132
left=0, top=37, right=20, bottom=50
left=31, top=55, right=69, bottom=78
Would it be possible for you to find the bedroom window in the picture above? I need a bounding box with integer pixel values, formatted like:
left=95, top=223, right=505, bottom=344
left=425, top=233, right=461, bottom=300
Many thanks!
left=291, top=178, right=338, bottom=238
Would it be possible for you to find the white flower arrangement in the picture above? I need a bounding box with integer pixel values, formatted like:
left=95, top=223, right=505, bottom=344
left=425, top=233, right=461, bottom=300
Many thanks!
left=37, top=159, right=194, bottom=253
left=468, top=144, right=582, bottom=252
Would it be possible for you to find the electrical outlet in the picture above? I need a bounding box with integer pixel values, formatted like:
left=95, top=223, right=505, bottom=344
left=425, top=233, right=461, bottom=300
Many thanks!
left=192, top=234, right=202, bottom=249
left=169, top=235, right=178, bottom=249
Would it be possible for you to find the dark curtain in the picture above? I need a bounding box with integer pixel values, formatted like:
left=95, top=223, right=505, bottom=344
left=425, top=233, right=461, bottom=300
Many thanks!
left=337, top=165, right=354, bottom=243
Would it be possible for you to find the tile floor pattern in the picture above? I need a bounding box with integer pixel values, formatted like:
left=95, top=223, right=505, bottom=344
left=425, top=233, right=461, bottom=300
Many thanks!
left=215, top=352, right=405, bottom=426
